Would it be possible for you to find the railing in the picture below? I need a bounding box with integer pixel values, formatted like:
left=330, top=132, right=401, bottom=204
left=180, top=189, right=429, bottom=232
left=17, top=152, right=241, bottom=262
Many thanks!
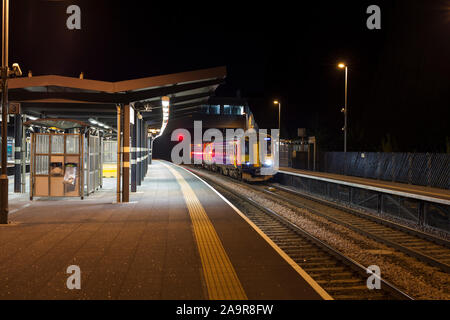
left=322, top=152, right=450, bottom=190
left=279, top=147, right=450, bottom=190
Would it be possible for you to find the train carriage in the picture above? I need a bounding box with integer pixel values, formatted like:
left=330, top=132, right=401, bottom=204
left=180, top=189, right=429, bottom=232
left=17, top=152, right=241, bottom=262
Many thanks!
left=192, top=132, right=275, bottom=182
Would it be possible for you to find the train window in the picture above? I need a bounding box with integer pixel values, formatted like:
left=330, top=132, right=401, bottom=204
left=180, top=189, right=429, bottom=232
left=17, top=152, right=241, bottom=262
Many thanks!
left=265, top=137, right=272, bottom=155
left=223, top=105, right=232, bottom=115
left=209, top=105, right=220, bottom=115
left=201, top=105, right=209, bottom=114
left=228, top=106, right=243, bottom=115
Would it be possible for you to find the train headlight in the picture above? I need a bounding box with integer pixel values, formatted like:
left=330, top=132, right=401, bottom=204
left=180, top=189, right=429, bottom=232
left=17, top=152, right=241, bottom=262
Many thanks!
left=264, top=159, right=273, bottom=167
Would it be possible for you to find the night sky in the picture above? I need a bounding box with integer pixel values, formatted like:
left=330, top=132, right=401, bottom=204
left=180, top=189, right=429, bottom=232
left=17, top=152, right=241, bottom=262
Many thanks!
left=6, top=0, right=450, bottom=152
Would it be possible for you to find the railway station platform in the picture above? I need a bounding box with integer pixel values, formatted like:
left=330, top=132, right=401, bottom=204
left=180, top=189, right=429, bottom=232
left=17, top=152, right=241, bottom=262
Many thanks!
left=276, top=167, right=450, bottom=233
left=278, top=167, right=450, bottom=204
left=0, top=160, right=328, bottom=300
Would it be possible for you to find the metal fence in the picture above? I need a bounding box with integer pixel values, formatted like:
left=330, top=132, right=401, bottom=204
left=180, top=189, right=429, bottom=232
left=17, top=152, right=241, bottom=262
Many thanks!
left=321, top=152, right=450, bottom=190
left=279, top=147, right=450, bottom=190
left=279, top=144, right=312, bottom=170
left=279, top=144, right=292, bottom=168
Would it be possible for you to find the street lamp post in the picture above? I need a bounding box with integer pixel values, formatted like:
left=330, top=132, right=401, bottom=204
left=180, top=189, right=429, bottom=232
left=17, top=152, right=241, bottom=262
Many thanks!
left=0, top=0, right=10, bottom=224
left=1, top=0, right=21, bottom=223
left=338, top=63, right=348, bottom=153
left=273, top=100, right=281, bottom=136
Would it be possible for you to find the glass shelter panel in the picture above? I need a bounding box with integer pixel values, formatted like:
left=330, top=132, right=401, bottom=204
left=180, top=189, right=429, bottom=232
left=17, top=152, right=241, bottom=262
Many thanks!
left=103, top=141, right=117, bottom=163
left=66, top=135, right=80, bottom=154
left=35, top=155, right=49, bottom=175
left=36, top=135, right=49, bottom=154
left=51, top=135, right=65, bottom=154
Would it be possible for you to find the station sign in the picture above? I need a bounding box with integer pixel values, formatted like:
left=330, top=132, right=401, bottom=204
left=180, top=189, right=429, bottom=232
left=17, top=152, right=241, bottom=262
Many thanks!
left=8, top=102, right=21, bottom=115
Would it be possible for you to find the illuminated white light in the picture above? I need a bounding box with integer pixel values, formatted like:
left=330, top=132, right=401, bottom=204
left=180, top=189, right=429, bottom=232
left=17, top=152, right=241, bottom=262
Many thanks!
left=88, top=118, right=111, bottom=130
left=154, top=97, right=171, bottom=138
left=161, top=96, right=170, bottom=107
left=27, top=115, right=38, bottom=121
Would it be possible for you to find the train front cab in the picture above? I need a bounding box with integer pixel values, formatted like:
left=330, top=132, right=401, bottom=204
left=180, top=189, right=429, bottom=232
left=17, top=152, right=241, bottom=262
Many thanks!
left=241, top=133, right=273, bottom=182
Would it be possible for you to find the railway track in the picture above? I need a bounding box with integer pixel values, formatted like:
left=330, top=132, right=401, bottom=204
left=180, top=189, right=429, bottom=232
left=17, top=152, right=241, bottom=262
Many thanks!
left=255, top=184, right=450, bottom=274
left=189, top=168, right=412, bottom=300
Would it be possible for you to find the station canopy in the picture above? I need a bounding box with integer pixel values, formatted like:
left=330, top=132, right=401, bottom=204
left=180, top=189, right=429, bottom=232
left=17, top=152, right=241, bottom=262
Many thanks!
left=23, top=118, right=91, bottom=130
left=8, top=66, right=226, bottom=132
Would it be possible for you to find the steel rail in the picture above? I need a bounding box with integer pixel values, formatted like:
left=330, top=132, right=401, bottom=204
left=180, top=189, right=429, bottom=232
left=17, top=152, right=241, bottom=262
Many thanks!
left=260, top=184, right=450, bottom=273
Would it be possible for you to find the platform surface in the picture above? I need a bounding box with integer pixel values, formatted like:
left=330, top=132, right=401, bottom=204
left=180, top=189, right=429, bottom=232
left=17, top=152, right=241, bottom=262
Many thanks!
left=0, top=160, right=326, bottom=300
left=279, top=167, right=450, bottom=203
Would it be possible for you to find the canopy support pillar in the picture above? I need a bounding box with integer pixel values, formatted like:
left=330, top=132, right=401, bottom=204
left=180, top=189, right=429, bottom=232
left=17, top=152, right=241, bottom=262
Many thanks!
left=122, top=104, right=130, bottom=203
left=116, top=105, right=122, bottom=203
left=14, top=114, right=22, bottom=193
left=131, top=108, right=137, bottom=193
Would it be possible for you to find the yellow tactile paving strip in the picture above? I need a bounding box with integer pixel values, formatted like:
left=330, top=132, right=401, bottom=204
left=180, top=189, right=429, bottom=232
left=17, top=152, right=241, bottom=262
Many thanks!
left=102, top=163, right=117, bottom=178
left=162, top=162, right=247, bottom=300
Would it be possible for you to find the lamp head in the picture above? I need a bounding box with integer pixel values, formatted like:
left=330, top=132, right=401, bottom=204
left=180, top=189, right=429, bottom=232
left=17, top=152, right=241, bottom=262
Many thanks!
left=338, top=63, right=346, bottom=69
left=161, top=96, right=170, bottom=108
left=11, top=63, right=23, bottom=77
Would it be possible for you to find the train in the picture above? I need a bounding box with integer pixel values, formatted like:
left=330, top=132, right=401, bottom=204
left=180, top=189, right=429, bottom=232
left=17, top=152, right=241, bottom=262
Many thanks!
left=191, top=132, right=275, bottom=182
